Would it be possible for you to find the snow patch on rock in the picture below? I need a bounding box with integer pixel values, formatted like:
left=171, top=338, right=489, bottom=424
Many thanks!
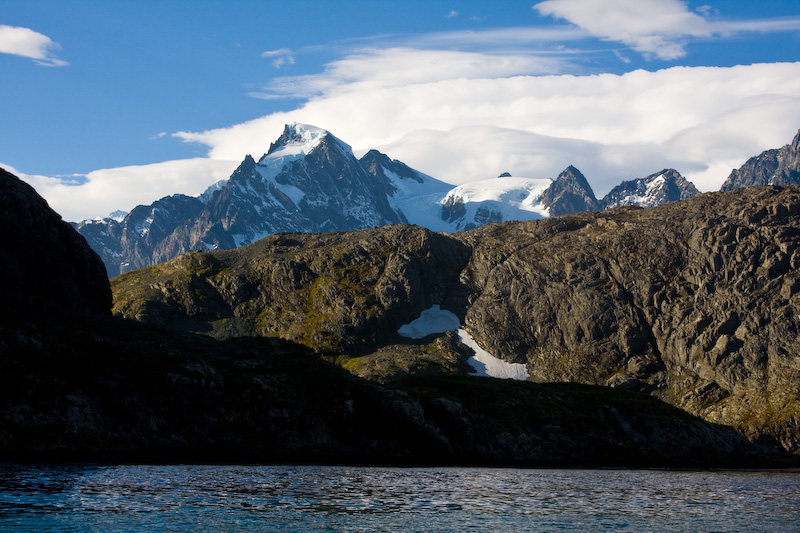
left=397, top=305, right=529, bottom=380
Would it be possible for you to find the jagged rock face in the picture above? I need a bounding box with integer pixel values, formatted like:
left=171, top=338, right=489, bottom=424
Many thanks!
left=112, top=225, right=471, bottom=353
left=122, top=195, right=206, bottom=274
left=73, top=217, right=123, bottom=276
left=539, top=165, right=600, bottom=216
left=186, top=153, right=318, bottom=249
left=602, top=169, right=699, bottom=209
left=721, top=129, right=800, bottom=191
left=461, top=186, right=800, bottom=451
left=0, top=169, right=112, bottom=316
left=441, top=194, right=469, bottom=224
left=359, top=149, right=455, bottom=232
left=76, top=194, right=205, bottom=277
left=263, top=126, right=402, bottom=232
left=360, top=149, right=424, bottom=187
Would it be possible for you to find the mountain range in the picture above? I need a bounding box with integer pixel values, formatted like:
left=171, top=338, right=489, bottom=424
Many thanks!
left=75, top=123, right=701, bottom=276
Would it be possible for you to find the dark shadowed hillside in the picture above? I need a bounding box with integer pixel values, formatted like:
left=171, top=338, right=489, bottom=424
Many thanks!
left=0, top=168, right=111, bottom=317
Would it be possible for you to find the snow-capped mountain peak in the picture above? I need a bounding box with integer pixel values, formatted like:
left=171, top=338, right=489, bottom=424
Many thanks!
left=263, top=123, right=349, bottom=160
left=601, top=169, right=699, bottom=209
left=256, top=123, right=352, bottom=185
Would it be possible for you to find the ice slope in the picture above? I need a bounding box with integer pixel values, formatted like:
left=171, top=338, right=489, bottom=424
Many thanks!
left=435, top=175, right=554, bottom=232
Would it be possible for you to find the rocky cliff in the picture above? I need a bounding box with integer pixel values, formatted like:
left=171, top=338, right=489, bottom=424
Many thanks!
left=113, top=185, right=800, bottom=453
left=74, top=194, right=206, bottom=277
left=460, top=186, right=800, bottom=451
left=112, top=225, right=471, bottom=353
left=721, top=129, right=800, bottom=191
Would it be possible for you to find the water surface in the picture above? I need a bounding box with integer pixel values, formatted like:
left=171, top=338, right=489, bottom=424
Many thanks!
left=1, top=464, right=798, bottom=531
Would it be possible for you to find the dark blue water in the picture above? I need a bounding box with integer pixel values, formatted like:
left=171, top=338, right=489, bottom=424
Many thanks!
left=1, top=464, right=798, bottom=531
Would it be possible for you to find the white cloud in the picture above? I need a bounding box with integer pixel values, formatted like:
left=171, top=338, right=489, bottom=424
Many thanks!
left=407, top=25, right=590, bottom=48
left=533, top=0, right=800, bottom=60
left=243, top=47, right=566, bottom=100
left=534, top=0, right=714, bottom=59
left=0, top=25, right=68, bottom=66
left=445, top=10, right=459, bottom=18
left=4, top=159, right=238, bottom=222
left=696, top=5, right=718, bottom=17
left=721, top=17, right=800, bottom=33
left=262, top=48, right=295, bottom=68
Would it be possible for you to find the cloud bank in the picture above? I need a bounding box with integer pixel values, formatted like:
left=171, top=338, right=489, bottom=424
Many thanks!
left=178, top=57, right=800, bottom=196
left=0, top=25, right=68, bottom=66
left=5, top=159, right=238, bottom=222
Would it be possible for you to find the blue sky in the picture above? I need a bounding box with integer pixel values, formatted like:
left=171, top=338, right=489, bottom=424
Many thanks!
left=2, top=0, right=799, bottom=221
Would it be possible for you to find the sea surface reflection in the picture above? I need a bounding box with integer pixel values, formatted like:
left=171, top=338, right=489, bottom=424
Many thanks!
left=1, top=464, right=798, bottom=531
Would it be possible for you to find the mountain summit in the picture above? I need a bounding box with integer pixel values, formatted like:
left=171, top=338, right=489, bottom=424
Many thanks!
left=601, top=169, right=699, bottom=209
left=195, top=123, right=403, bottom=249
left=721, top=129, right=800, bottom=191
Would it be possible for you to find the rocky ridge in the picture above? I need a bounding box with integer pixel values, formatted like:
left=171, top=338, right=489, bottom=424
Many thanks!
left=601, top=169, right=700, bottom=209
left=539, top=165, right=600, bottom=216
left=721, top=129, right=800, bottom=191
left=113, top=185, right=800, bottom=453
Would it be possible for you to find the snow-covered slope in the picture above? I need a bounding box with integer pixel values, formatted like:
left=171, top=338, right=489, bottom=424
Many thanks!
left=438, top=175, right=553, bottom=231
